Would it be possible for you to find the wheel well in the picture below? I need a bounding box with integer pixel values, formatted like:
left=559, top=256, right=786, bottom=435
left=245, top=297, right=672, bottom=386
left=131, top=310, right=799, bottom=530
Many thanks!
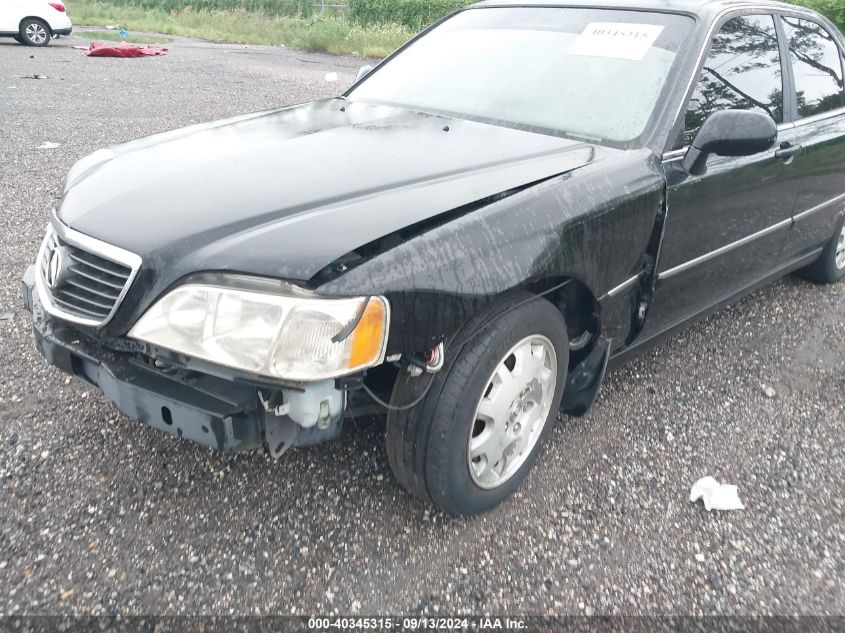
left=525, top=277, right=600, bottom=366
left=20, top=17, right=50, bottom=30
left=356, top=279, right=601, bottom=416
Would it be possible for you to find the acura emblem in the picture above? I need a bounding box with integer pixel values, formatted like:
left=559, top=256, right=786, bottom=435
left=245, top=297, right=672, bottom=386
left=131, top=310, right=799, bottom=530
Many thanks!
left=46, top=247, right=63, bottom=289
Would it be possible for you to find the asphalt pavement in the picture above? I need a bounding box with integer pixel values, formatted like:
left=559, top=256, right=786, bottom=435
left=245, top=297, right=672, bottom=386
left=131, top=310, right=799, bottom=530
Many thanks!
left=0, top=31, right=843, bottom=617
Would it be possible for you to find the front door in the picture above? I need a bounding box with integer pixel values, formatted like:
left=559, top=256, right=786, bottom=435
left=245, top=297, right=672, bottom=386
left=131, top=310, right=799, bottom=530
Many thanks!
left=642, top=13, right=801, bottom=339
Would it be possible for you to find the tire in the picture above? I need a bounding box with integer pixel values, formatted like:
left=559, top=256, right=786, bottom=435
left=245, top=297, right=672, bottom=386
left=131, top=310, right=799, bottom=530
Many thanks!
left=386, top=293, right=569, bottom=516
left=13, top=35, right=24, bottom=44
left=20, top=19, right=51, bottom=47
left=797, top=213, right=845, bottom=284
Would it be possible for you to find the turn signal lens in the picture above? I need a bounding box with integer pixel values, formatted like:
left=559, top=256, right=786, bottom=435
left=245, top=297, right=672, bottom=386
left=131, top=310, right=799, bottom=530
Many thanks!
left=349, top=299, right=387, bottom=369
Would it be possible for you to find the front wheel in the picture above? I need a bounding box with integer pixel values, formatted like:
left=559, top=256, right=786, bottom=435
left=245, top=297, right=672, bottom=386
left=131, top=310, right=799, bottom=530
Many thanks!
left=797, top=213, right=845, bottom=284
left=20, top=19, right=51, bottom=46
left=386, top=294, right=569, bottom=516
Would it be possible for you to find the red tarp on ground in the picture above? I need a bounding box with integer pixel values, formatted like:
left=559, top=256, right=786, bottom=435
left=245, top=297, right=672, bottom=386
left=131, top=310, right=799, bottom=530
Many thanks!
left=73, top=41, right=168, bottom=57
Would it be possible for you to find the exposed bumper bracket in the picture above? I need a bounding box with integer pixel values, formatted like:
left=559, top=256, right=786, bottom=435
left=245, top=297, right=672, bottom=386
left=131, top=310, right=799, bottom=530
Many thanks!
left=21, top=266, right=348, bottom=455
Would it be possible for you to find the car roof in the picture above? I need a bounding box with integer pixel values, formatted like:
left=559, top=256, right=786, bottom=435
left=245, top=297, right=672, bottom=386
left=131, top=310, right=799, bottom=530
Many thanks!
left=470, top=0, right=819, bottom=21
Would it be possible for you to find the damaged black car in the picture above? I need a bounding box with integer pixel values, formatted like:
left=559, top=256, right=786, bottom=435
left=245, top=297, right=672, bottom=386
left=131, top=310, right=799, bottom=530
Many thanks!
left=22, top=0, right=845, bottom=515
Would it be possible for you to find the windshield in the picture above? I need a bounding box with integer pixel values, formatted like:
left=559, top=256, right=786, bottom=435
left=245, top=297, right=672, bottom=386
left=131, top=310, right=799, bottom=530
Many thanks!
left=350, top=8, right=694, bottom=144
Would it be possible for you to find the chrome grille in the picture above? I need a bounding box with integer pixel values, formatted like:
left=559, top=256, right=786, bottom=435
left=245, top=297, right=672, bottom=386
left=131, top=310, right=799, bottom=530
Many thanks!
left=36, top=223, right=141, bottom=327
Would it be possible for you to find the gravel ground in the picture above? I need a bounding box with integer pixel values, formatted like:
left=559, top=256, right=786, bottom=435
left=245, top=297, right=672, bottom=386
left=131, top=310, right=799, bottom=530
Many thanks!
left=0, top=31, right=843, bottom=618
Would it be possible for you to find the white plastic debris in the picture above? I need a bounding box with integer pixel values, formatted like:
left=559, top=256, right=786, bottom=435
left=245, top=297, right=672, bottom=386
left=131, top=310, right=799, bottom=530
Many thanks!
left=324, top=72, right=339, bottom=83
left=38, top=142, right=60, bottom=149
left=690, top=476, right=745, bottom=512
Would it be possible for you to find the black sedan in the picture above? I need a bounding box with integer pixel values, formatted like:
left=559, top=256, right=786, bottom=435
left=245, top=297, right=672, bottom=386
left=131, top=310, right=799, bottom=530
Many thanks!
left=21, top=0, right=845, bottom=515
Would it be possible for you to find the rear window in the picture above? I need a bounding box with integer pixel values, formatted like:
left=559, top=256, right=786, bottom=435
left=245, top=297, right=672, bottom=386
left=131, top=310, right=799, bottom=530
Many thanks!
left=782, top=17, right=845, bottom=118
left=350, top=8, right=694, bottom=145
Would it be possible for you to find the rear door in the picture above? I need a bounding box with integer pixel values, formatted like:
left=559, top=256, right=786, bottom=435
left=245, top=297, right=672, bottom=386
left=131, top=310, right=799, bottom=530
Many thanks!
left=641, top=13, right=800, bottom=338
left=779, top=14, right=845, bottom=257
left=0, top=2, right=24, bottom=32
left=0, top=0, right=20, bottom=33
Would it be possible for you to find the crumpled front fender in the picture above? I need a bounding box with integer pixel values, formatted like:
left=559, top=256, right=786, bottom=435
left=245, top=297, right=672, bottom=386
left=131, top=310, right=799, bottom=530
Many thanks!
left=316, top=150, right=666, bottom=354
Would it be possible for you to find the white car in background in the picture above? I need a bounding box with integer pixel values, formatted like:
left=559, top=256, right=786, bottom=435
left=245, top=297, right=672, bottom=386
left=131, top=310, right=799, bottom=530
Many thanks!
left=0, top=0, right=72, bottom=46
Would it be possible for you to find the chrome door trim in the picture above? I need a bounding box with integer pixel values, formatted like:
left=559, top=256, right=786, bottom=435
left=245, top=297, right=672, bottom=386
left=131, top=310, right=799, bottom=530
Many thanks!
left=792, top=107, right=845, bottom=128
left=599, top=273, right=642, bottom=301
left=658, top=218, right=793, bottom=280
left=662, top=148, right=686, bottom=162
left=794, top=192, right=845, bottom=222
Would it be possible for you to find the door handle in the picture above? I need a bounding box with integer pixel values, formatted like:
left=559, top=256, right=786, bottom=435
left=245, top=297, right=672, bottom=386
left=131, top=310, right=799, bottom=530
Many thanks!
left=775, top=143, right=802, bottom=160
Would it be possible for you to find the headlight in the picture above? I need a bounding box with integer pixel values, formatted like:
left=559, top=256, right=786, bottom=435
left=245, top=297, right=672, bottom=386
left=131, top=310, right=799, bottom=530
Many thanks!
left=128, top=278, right=389, bottom=382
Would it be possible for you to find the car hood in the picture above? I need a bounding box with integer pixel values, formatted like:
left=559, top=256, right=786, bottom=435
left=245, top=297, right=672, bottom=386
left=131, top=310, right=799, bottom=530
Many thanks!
left=58, top=99, right=607, bottom=283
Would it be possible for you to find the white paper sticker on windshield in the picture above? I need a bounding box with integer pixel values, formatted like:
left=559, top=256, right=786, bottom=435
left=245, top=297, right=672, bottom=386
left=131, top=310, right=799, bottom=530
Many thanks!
left=568, top=23, right=665, bottom=61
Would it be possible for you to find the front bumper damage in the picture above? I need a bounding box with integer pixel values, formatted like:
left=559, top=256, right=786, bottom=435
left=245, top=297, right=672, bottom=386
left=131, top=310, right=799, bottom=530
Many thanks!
left=21, top=266, right=344, bottom=456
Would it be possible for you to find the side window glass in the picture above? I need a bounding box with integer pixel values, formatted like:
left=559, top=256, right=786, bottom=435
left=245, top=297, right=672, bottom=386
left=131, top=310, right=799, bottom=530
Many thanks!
left=782, top=17, right=844, bottom=118
left=683, top=15, right=784, bottom=147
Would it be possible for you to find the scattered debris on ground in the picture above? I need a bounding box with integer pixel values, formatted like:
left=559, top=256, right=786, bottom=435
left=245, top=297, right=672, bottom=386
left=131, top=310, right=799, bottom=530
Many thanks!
left=690, top=476, right=745, bottom=512
left=74, top=42, right=168, bottom=57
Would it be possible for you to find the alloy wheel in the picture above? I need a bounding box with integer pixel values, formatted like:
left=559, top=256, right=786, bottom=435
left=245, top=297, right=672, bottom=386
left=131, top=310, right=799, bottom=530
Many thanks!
left=836, top=224, right=845, bottom=270
left=25, top=23, right=48, bottom=45
left=468, top=335, right=557, bottom=490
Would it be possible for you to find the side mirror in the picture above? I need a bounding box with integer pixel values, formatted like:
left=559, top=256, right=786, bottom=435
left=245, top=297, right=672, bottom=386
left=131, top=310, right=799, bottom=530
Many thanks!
left=682, top=110, right=778, bottom=176
left=355, top=65, right=374, bottom=83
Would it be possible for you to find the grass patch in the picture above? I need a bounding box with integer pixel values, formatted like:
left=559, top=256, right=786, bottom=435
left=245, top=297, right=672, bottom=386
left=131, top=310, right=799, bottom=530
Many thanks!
left=80, top=0, right=316, bottom=18
left=348, top=0, right=471, bottom=31
left=81, top=29, right=173, bottom=44
left=68, top=0, right=412, bottom=57
left=73, top=0, right=845, bottom=59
